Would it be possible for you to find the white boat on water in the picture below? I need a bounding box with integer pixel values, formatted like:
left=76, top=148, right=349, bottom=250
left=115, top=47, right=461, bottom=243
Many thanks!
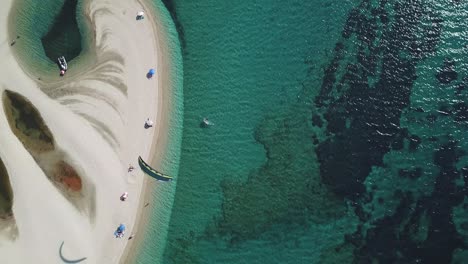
left=57, top=56, right=68, bottom=75
left=202, top=118, right=213, bottom=127
left=57, top=56, right=68, bottom=76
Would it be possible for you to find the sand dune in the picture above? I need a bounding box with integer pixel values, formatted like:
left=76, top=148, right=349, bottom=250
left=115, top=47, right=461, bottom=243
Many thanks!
left=0, top=0, right=167, bottom=262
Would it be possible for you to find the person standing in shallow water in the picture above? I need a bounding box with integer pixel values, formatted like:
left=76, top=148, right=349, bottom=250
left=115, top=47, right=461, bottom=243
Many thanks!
left=10, top=36, right=19, bottom=46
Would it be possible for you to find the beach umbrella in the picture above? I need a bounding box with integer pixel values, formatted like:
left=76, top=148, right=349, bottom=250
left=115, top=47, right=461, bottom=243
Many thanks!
left=137, top=11, right=144, bottom=17
left=114, top=223, right=126, bottom=238
left=149, top=68, right=155, bottom=75
left=117, top=224, right=126, bottom=233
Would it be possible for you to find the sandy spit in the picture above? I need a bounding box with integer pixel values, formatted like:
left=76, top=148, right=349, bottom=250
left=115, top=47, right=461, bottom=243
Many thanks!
left=0, top=0, right=173, bottom=262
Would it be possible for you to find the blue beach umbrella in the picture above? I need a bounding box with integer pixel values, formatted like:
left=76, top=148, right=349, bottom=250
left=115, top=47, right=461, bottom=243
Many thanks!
left=148, top=69, right=155, bottom=75
left=117, top=224, right=126, bottom=232
left=114, top=223, right=126, bottom=237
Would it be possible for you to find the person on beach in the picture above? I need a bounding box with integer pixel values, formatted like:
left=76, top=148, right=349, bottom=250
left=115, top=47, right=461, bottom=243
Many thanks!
left=128, top=165, right=135, bottom=172
left=120, top=192, right=128, bottom=201
left=136, top=11, right=144, bottom=20
left=10, top=36, right=19, bottom=46
left=144, top=118, right=153, bottom=129
left=128, top=234, right=135, bottom=240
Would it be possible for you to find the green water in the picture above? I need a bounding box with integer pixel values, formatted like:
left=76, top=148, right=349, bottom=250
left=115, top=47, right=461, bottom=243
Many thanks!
left=10, top=0, right=94, bottom=79
left=157, top=1, right=356, bottom=263
left=40, top=0, right=82, bottom=61
left=10, top=0, right=468, bottom=262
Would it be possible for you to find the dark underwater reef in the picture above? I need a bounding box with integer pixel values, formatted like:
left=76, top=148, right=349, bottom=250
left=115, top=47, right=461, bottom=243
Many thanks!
left=315, top=0, right=442, bottom=199
left=314, top=0, right=468, bottom=263
left=163, top=0, right=468, bottom=263
left=41, top=0, right=82, bottom=62
left=161, top=0, right=186, bottom=50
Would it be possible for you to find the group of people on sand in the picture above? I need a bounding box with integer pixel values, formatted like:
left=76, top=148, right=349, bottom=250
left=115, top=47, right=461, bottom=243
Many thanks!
left=115, top=117, right=154, bottom=240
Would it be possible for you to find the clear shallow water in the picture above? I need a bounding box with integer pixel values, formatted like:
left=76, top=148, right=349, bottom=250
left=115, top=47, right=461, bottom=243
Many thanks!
left=160, top=0, right=356, bottom=263
left=160, top=0, right=468, bottom=263
left=9, top=0, right=95, bottom=79
left=9, top=0, right=468, bottom=263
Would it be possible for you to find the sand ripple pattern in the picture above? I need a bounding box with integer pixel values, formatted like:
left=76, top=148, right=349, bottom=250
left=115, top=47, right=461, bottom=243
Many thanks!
left=40, top=2, right=147, bottom=154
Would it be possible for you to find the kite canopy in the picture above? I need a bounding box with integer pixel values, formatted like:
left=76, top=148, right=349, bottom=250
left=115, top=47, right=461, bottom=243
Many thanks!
left=148, top=68, right=155, bottom=75
left=138, top=156, right=173, bottom=182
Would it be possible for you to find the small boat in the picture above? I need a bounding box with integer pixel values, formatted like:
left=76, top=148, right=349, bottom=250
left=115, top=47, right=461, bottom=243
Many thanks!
left=57, top=56, right=68, bottom=75
left=201, top=118, right=212, bottom=127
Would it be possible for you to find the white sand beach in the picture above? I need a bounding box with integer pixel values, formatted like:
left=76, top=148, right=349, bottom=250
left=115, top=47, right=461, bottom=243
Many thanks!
left=0, top=0, right=169, bottom=263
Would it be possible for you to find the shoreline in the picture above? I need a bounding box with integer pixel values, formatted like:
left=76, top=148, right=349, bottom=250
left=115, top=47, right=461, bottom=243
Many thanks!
left=0, top=0, right=180, bottom=262
left=8, top=0, right=98, bottom=84
left=119, top=0, right=176, bottom=262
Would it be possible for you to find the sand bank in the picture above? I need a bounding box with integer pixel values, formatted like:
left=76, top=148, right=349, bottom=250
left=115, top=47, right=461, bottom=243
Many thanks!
left=118, top=1, right=178, bottom=262
left=0, top=0, right=171, bottom=262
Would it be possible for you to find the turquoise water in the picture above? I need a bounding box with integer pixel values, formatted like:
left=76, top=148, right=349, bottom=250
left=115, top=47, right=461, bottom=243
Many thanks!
left=159, top=0, right=468, bottom=263
left=159, top=1, right=357, bottom=263
left=9, top=0, right=468, bottom=263
left=40, top=0, right=82, bottom=61
left=10, top=0, right=95, bottom=80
